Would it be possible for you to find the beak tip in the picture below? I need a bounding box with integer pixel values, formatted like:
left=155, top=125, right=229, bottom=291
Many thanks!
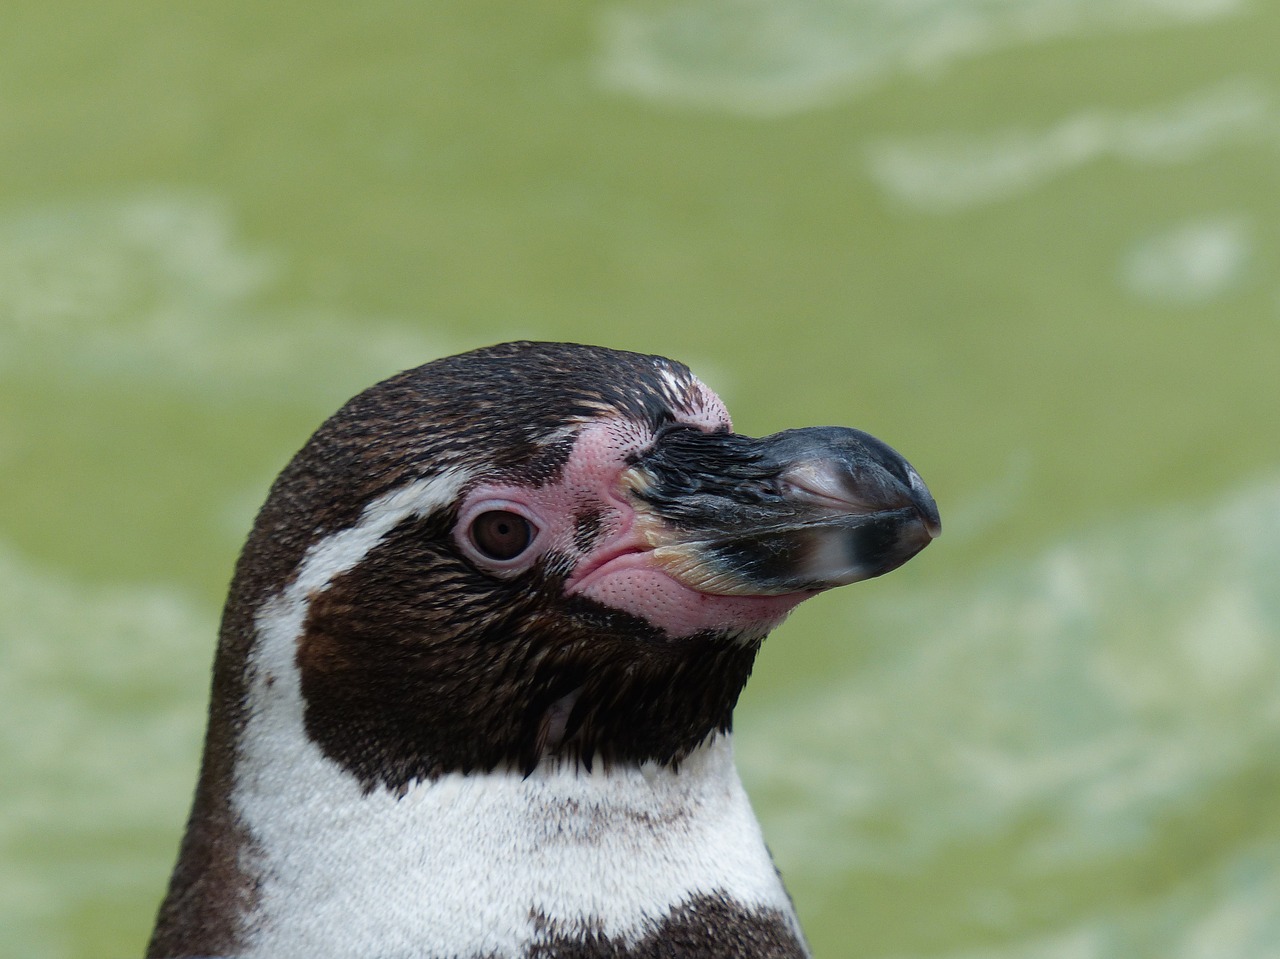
left=904, top=468, right=941, bottom=534
left=918, top=501, right=942, bottom=539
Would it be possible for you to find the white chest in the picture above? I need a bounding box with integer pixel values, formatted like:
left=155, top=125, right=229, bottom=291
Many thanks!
left=232, top=736, right=799, bottom=958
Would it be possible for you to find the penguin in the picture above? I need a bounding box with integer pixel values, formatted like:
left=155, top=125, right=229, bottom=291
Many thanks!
left=147, top=341, right=940, bottom=959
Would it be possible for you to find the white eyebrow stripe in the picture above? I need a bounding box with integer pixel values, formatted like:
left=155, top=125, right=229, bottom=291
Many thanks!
left=287, top=468, right=473, bottom=601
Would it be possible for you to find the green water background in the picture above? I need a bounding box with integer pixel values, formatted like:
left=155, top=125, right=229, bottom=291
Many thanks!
left=2, top=1, right=1279, bottom=956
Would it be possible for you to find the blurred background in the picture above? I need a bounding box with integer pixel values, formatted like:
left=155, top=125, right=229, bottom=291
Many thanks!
left=2, top=1, right=1278, bottom=957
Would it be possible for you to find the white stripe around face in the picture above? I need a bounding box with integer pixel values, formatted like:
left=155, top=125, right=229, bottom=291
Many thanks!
left=232, top=470, right=805, bottom=958
left=286, top=469, right=474, bottom=600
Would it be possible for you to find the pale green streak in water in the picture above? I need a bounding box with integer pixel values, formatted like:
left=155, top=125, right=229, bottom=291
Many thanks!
left=1, top=1, right=1279, bottom=957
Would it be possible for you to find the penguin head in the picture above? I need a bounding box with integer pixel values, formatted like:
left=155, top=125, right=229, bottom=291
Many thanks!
left=222, top=342, right=939, bottom=790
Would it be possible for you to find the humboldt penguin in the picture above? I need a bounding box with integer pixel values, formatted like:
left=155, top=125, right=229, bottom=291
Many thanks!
left=147, top=341, right=939, bottom=959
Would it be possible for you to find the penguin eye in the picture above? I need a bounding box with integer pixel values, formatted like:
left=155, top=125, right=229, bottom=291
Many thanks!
left=469, top=510, right=535, bottom=561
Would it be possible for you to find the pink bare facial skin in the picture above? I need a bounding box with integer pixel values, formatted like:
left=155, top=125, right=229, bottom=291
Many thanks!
left=453, top=384, right=809, bottom=640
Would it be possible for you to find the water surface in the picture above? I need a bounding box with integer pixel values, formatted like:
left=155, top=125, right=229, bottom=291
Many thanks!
left=1, top=2, right=1277, bottom=956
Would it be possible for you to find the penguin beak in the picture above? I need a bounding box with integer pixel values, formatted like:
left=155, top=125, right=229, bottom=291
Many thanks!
left=622, top=425, right=940, bottom=596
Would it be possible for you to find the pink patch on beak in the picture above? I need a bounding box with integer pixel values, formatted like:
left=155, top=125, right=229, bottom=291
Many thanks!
left=463, top=381, right=806, bottom=639
left=567, top=548, right=808, bottom=639
left=559, top=414, right=810, bottom=640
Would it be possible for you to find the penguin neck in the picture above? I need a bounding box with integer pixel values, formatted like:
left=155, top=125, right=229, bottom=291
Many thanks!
left=219, top=585, right=801, bottom=957
left=232, top=705, right=801, bottom=957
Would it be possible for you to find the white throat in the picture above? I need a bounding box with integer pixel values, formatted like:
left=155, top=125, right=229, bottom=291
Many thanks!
left=234, top=734, right=798, bottom=957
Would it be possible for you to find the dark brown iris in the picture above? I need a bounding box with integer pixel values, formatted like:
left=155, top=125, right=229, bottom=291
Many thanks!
left=469, top=510, right=534, bottom=560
